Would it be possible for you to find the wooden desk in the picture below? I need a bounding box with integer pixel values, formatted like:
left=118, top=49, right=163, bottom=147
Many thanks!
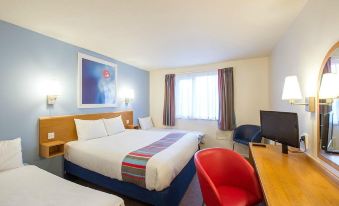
left=249, top=143, right=339, bottom=206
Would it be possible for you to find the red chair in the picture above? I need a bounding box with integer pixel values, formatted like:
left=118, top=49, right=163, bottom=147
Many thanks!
left=194, top=148, right=263, bottom=206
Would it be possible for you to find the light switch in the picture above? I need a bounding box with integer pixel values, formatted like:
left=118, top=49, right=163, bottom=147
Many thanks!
left=48, top=132, right=55, bottom=140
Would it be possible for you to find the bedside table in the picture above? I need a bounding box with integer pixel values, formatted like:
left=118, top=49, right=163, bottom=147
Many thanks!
left=126, top=124, right=140, bottom=129
left=40, top=140, right=65, bottom=158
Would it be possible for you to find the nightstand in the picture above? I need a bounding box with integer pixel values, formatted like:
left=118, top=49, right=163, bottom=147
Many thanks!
left=126, top=124, right=140, bottom=129
left=40, top=140, right=65, bottom=158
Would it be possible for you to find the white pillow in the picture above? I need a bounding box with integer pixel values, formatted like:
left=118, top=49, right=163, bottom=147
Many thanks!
left=0, top=138, right=24, bottom=172
left=138, top=116, right=154, bottom=130
left=74, top=119, right=108, bottom=141
left=103, top=116, right=126, bottom=135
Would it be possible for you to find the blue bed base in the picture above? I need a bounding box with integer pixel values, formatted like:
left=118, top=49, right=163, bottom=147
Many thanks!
left=64, top=157, right=196, bottom=206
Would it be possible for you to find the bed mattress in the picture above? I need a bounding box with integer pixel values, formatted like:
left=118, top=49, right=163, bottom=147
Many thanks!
left=0, top=165, right=124, bottom=206
left=64, top=129, right=199, bottom=191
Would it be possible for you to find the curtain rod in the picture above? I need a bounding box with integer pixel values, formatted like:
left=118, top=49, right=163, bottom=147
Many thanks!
left=170, top=69, right=218, bottom=75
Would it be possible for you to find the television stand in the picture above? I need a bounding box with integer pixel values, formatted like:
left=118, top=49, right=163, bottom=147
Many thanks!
left=282, top=144, right=288, bottom=154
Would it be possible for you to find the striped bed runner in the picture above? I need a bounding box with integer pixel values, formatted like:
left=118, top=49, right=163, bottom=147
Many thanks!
left=121, top=132, right=186, bottom=188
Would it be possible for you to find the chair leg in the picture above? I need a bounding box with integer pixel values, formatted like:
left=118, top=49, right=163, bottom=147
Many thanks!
left=232, top=142, right=235, bottom=151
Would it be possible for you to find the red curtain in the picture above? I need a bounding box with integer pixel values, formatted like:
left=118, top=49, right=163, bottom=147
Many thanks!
left=218, top=68, right=236, bottom=130
left=323, top=57, right=332, bottom=74
left=163, top=74, right=175, bottom=126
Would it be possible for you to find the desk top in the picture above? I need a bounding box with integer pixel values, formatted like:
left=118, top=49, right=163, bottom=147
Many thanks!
left=249, top=143, right=339, bottom=206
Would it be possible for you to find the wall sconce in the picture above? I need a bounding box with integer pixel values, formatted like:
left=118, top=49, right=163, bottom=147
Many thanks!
left=282, top=75, right=315, bottom=112
left=46, top=79, right=61, bottom=105
left=120, top=88, right=135, bottom=105
left=319, top=73, right=338, bottom=105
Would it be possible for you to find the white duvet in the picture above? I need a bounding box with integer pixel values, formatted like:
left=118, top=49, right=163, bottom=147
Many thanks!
left=146, top=127, right=205, bottom=142
left=0, top=165, right=124, bottom=206
left=64, top=129, right=199, bottom=191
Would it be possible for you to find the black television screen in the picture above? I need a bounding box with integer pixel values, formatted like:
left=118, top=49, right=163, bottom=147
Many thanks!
left=260, top=111, right=300, bottom=149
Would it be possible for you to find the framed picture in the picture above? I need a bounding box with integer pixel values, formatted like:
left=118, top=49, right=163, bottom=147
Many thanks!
left=78, top=53, right=118, bottom=108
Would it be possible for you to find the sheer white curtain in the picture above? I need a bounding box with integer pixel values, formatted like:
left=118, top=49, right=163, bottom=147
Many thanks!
left=332, top=66, right=339, bottom=125
left=331, top=58, right=339, bottom=73
left=331, top=58, right=339, bottom=125
left=175, top=71, right=218, bottom=120
left=332, top=99, right=339, bottom=125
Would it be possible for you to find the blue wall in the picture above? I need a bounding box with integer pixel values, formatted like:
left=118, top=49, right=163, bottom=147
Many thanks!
left=0, top=20, right=149, bottom=175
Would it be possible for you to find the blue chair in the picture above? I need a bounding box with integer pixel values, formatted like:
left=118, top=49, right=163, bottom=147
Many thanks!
left=232, top=125, right=262, bottom=150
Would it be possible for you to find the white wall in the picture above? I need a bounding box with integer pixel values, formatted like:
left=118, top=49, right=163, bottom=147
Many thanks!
left=270, top=0, right=339, bottom=176
left=150, top=57, right=270, bottom=155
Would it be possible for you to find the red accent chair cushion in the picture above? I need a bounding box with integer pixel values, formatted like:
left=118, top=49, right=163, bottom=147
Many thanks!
left=194, top=148, right=263, bottom=206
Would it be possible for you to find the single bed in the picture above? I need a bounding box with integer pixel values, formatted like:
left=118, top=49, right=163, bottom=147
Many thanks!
left=0, top=165, right=124, bottom=206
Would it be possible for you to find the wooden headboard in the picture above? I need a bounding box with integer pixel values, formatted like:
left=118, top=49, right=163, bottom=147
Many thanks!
left=39, top=110, right=133, bottom=144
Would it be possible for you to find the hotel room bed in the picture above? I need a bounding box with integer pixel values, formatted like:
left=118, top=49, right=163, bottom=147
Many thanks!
left=0, top=165, right=124, bottom=206
left=64, top=129, right=199, bottom=191
left=39, top=111, right=198, bottom=206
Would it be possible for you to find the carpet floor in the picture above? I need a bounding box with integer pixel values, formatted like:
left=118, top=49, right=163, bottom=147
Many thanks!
left=67, top=174, right=203, bottom=206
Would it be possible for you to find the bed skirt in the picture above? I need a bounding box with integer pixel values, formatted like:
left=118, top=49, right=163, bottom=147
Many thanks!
left=64, top=157, right=196, bottom=206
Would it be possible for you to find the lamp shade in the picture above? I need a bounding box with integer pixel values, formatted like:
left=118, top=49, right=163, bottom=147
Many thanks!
left=282, top=76, right=302, bottom=100
left=319, top=73, right=338, bottom=99
left=46, top=79, right=61, bottom=96
left=119, top=88, right=135, bottom=104
left=124, top=89, right=135, bottom=100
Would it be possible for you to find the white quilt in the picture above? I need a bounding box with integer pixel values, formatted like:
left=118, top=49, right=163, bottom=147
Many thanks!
left=64, top=129, right=198, bottom=191
left=146, top=128, right=205, bottom=142
left=0, top=165, right=124, bottom=206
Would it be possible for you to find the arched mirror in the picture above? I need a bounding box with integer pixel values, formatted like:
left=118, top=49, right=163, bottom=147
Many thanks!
left=318, top=42, right=339, bottom=170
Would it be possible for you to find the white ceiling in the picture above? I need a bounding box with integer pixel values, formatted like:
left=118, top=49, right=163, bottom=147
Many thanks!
left=0, top=0, right=308, bottom=70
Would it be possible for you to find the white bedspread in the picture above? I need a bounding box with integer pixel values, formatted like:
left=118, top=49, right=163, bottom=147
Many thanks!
left=64, top=129, right=198, bottom=191
left=147, top=128, right=205, bottom=142
left=0, top=165, right=124, bottom=206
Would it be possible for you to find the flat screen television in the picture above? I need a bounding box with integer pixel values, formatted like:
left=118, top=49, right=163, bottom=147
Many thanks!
left=320, top=113, right=331, bottom=151
left=260, top=110, right=300, bottom=154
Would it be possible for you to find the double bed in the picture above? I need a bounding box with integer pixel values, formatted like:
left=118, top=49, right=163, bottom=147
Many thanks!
left=39, top=111, right=200, bottom=206
left=64, top=129, right=198, bottom=191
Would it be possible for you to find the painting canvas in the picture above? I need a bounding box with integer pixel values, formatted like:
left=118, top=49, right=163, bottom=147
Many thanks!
left=78, top=53, right=118, bottom=108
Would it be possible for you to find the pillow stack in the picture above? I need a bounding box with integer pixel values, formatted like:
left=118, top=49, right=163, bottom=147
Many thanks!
left=138, top=116, right=154, bottom=130
left=74, top=119, right=108, bottom=141
left=0, top=138, right=24, bottom=172
left=103, top=116, right=126, bottom=136
left=74, top=116, right=126, bottom=141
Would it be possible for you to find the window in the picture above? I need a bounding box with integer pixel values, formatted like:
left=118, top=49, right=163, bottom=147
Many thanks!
left=175, top=71, right=219, bottom=120
left=331, top=58, right=339, bottom=73
left=330, top=58, right=339, bottom=125
left=332, top=96, right=339, bottom=125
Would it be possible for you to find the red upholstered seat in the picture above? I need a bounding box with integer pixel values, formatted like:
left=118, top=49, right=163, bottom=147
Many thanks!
left=194, top=148, right=263, bottom=206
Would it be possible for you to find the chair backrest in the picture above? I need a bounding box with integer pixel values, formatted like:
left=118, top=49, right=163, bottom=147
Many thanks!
left=233, top=124, right=261, bottom=142
left=194, top=149, right=223, bottom=206
left=195, top=148, right=263, bottom=206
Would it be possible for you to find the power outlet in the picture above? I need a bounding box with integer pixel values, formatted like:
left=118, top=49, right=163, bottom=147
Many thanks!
left=126, top=120, right=130, bottom=124
left=48, top=132, right=55, bottom=140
